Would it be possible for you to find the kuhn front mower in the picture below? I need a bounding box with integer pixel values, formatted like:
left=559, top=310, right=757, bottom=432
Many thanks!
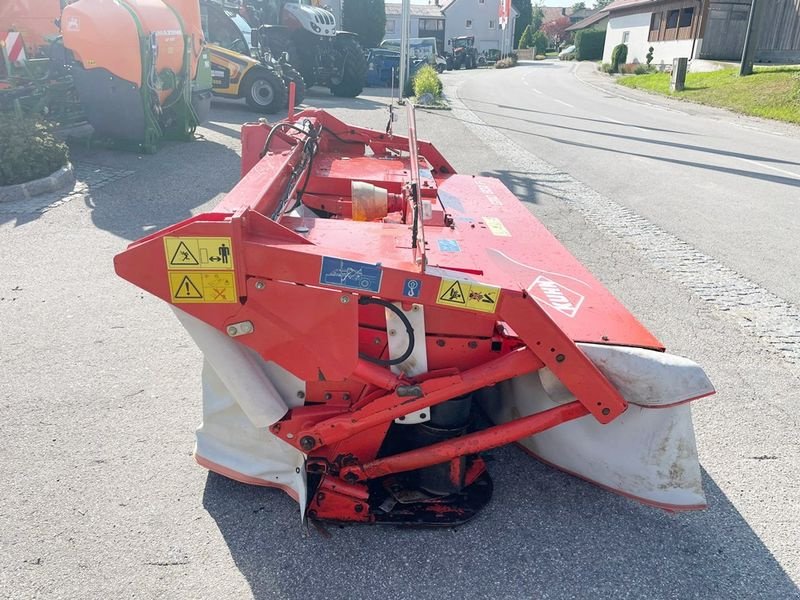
left=115, top=106, right=714, bottom=525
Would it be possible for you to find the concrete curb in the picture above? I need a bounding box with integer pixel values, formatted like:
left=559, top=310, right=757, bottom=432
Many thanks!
left=0, top=163, right=76, bottom=203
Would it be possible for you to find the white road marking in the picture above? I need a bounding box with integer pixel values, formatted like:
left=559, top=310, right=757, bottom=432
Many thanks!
left=736, top=157, right=800, bottom=180
left=604, top=116, right=649, bottom=133
left=552, top=98, right=574, bottom=108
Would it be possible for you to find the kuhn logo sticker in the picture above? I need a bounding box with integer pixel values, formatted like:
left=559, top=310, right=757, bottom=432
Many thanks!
left=529, top=276, right=584, bottom=318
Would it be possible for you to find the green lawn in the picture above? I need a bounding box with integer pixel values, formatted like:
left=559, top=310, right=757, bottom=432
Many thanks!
left=618, top=66, right=800, bottom=124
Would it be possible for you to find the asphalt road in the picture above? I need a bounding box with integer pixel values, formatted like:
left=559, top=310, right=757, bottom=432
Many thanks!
left=1, top=63, right=798, bottom=599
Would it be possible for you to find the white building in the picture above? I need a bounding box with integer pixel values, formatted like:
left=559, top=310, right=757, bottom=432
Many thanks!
left=384, top=0, right=517, bottom=56
left=384, top=3, right=447, bottom=53
left=601, top=0, right=704, bottom=67
left=443, top=0, right=518, bottom=54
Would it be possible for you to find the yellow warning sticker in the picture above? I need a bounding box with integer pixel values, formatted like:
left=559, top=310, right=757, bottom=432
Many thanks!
left=168, top=271, right=237, bottom=304
left=164, top=237, right=234, bottom=270
left=436, top=279, right=501, bottom=313
left=483, top=216, right=511, bottom=237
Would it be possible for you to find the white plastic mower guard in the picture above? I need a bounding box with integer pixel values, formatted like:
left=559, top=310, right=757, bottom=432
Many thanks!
left=177, top=301, right=712, bottom=513
left=173, top=310, right=308, bottom=510
left=482, top=343, right=714, bottom=510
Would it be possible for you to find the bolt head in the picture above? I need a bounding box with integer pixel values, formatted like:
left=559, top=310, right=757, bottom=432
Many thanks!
left=226, top=326, right=238, bottom=336
left=341, top=295, right=350, bottom=304
left=300, top=436, right=316, bottom=451
left=255, top=280, right=265, bottom=290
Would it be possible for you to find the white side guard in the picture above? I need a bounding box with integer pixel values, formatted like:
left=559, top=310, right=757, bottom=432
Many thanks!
left=173, top=309, right=307, bottom=509
left=483, top=343, right=714, bottom=510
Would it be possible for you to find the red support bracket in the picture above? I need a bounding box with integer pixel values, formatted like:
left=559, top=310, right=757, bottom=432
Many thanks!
left=340, top=400, right=590, bottom=482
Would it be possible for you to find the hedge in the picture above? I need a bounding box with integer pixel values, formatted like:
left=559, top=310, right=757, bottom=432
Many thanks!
left=575, top=29, right=606, bottom=61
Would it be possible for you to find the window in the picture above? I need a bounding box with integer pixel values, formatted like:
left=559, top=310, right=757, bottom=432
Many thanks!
left=622, top=31, right=629, bottom=43
left=385, top=19, right=396, bottom=34
left=679, top=7, right=694, bottom=28
left=665, top=9, right=680, bottom=29
left=419, top=18, right=444, bottom=32
left=489, top=19, right=495, bottom=29
left=649, top=12, right=661, bottom=32
left=649, top=5, right=696, bottom=42
left=465, top=19, right=472, bottom=28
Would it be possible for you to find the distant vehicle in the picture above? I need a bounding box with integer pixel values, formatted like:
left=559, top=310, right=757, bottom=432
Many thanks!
left=477, top=48, right=501, bottom=66
left=364, top=48, right=426, bottom=87
left=447, top=35, right=478, bottom=70
left=558, top=45, right=576, bottom=60
left=381, top=37, right=448, bottom=72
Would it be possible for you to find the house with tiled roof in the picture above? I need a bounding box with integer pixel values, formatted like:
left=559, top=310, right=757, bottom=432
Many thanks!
left=565, top=9, right=609, bottom=33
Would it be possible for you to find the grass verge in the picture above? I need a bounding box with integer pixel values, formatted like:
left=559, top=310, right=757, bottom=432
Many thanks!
left=618, top=66, right=800, bottom=124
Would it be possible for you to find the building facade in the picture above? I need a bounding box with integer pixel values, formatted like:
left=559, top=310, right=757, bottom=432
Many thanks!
left=442, top=0, right=517, bottom=54
left=602, top=0, right=704, bottom=66
left=384, top=4, right=446, bottom=53
left=602, top=0, right=800, bottom=66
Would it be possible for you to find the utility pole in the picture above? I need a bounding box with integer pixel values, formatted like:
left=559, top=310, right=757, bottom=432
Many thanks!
left=740, top=0, right=767, bottom=75
left=399, top=0, right=410, bottom=100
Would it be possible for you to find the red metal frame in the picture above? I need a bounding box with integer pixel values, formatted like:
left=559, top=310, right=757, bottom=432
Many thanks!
left=115, top=108, right=667, bottom=522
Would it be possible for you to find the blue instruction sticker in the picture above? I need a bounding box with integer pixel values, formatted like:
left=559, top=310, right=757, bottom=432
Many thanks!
left=320, top=256, right=383, bottom=293
left=403, top=279, right=422, bottom=298
left=437, top=239, right=461, bottom=253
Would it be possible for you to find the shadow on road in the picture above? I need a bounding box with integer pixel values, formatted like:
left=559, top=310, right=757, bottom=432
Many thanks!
left=202, top=445, right=799, bottom=600
left=459, top=96, right=692, bottom=135
left=451, top=100, right=800, bottom=169
left=422, top=109, right=800, bottom=189
left=79, top=135, right=242, bottom=241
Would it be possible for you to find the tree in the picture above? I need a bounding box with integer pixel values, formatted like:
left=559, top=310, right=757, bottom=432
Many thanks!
left=342, top=0, right=386, bottom=49
left=572, top=1, right=586, bottom=11
left=511, top=0, right=532, bottom=49
left=531, top=4, right=545, bottom=33
left=593, top=0, right=614, bottom=8
left=541, top=16, right=571, bottom=47
left=531, top=31, right=548, bottom=55
left=518, top=25, right=533, bottom=49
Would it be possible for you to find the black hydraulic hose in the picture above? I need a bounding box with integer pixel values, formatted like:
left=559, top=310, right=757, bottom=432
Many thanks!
left=358, top=297, right=415, bottom=367
left=260, top=121, right=313, bottom=158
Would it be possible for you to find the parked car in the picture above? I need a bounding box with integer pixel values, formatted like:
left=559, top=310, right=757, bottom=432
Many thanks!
left=558, top=45, right=576, bottom=60
left=477, top=48, right=501, bottom=66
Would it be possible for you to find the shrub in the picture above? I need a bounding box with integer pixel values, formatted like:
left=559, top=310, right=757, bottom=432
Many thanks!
left=494, top=57, right=515, bottom=69
left=600, top=62, right=613, bottom=73
left=646, top=46, right=654, bottom=66
left=634, top=64, right=649, bottom=75
left=575, top=29, right=606, bottom=61
left=518, top=25, right=533, bottom=50
left=412, top=64, right=442, bottom=99
left=610, top=43, right=628, bottom=73
left=0, top=115, right=69, bottom=186
left=531, top=31, right=548, bottom=55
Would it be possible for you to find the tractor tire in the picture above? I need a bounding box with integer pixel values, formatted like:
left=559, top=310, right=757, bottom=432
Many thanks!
left=282, top=66, right=306, bottom=105
left=329, top=36, right=367, bottom=98
left=242, top=68, right=287, bottom=113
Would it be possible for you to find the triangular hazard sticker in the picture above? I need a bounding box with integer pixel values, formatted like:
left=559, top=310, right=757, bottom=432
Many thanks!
left=439, top=280, right=466, bottom=304
left=170, top=241, right=199, bottom=266
left=174, top=275, right=203, bottom=299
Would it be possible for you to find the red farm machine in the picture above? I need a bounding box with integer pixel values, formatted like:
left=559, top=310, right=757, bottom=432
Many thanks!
left=115, top=106, right=714, bottom=525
